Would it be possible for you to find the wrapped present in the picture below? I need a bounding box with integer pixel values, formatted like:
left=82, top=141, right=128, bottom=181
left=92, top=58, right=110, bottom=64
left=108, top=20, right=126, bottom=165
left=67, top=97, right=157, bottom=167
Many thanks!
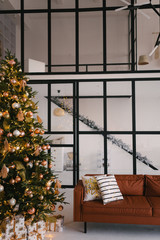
left=26, top=220, right=46, bottom=240
left=0, top=215, right=26, bottom=240
left=46, top=215, right=64, bottom=232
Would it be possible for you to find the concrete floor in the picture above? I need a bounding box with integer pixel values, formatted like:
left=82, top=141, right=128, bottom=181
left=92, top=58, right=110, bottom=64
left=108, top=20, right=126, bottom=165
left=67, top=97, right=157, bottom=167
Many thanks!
left=45, top=189, right=160, bottom=240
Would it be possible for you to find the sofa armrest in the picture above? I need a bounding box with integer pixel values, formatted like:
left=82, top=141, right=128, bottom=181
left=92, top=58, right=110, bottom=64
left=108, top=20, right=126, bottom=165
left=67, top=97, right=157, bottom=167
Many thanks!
left=74, top=180, right=84, bottom=221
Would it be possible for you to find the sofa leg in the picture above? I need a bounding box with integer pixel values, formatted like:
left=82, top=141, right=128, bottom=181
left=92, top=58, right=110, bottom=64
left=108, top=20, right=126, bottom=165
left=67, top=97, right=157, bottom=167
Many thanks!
left=84, top=222, right=87, bottom=233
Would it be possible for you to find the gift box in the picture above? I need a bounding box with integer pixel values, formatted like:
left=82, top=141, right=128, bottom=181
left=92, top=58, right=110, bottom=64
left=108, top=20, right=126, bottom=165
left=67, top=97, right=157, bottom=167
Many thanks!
left=0, top=215, right=26, bottom=240
left=46, top=215, right=64, bottom=232
left=26, top=220, right=46, bottom=240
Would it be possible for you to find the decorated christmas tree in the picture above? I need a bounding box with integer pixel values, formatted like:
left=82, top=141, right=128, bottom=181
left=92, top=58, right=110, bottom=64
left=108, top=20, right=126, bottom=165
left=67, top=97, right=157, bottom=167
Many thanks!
left=0, top=51, right=65, bottom=223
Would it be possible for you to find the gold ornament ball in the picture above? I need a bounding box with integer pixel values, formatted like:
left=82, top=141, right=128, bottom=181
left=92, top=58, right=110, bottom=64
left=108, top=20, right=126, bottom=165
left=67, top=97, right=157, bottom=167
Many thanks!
left=58, top=205, right=63, bottom=211
left=29, top=194, right=33, bottom=198
left=27, top=190, right=32, bottom=195
left=46, top=186, right=50, bottom=191
left=10, top=148, right=15, bottom=153
left=3, top=92, right=9, bottom=97
left=39, top=195, right=44, bottom=200
left=16, top=146, right=20, bottom=151
left=46, top=144, right=50, bottom=150
left=9, top=178, right=15, bottom=185
left=35, top=162, right=39, bottom=166
left=12, top=102, right=20, bottom=109
left=41, top=160, right=47, bottom=166
left=30, top=132, right=35, bottom=137
left=28, top=208, right=35, bottom=215
left=24, top=156, right=29, bottom=162
left=22, top=97, right=27, bottom=102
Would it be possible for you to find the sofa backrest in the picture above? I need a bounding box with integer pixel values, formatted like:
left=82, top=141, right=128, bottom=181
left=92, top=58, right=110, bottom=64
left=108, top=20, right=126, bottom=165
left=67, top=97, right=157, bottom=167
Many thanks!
left=85, top=174, right=145, bottom=196
left=145, top=175, right=160, bottom=196
left=115, top=175, right=144, bottom=196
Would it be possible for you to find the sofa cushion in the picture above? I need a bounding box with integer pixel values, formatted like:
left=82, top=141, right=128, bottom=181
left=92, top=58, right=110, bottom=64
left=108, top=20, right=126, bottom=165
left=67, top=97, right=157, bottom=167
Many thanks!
left=147, top=197, right=160, bottom=217
left=115, top=175, right=144, bottom=196
left=82, top=196, right=152, bottom=217
left=82, top=176, right=101, bottom=201
left=95, top=175, right=123, bottom=205
left=85, top=174, right=145, bottom=196
left=145, top=175, right=160, bottom=196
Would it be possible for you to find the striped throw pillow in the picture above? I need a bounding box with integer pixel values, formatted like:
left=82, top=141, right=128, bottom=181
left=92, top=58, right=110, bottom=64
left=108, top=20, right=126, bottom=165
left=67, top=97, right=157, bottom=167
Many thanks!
left=95, top=175, right=123, bottom=205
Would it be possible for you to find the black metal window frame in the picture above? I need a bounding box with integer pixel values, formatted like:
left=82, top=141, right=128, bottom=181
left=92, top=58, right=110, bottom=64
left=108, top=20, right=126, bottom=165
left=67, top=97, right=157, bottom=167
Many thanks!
left=29, top=77, right=160, bottom=188
left=1, top=0, right=160, bottom=74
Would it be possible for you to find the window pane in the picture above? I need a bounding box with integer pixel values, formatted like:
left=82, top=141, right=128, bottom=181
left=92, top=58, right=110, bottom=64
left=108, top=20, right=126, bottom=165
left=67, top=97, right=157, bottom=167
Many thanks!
left=107, top=88, right=132, bottom=131
left=79, top=0, right=102, bottom=8
left=79, top=82, right=103, bottom=96
left=24, top=0, right=47, bottom=9
left=107, top=81, right=131, bottom=96
left=51, top=13, right=75, bottom=72
left=48, top=134, right=73, bottom=145
left=51, top=84, right=73, bottom=132
left=51, top=0, right=75, bottom=9
left=51, top=147, right=73, bottom=185
left=136, top=135, right=160, bottom=175
left=79, top=99, right=103, bottom=131
left=79, top=12, right=103, bottom=70
left=106, top=0, right=128, bottom=7
left=24, top=14, right=47, bottom=72
left=0, top=0, right=20, bottom=10
left=0, top=14, right=20, bottom=61
left=79, top=135, right=104, bottom=177
left=107, top=134, right=133, bottom=174
left=29, top=84, right=48, bottom=130
left=107, top=11, right=129, bottom=64
left=136, top=81, right=160, bottom=131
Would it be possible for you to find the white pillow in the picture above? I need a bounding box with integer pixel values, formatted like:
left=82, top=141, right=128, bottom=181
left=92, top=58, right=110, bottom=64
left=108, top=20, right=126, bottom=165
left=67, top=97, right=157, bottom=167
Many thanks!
left=82, top=176, right=101, bottom=201
left=95, top=175, right=123, bottom=205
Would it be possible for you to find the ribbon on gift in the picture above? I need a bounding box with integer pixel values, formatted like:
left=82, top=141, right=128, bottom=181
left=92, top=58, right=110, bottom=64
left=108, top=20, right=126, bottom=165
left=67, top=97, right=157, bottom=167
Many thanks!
left=45, top=215, right=57, bottom=231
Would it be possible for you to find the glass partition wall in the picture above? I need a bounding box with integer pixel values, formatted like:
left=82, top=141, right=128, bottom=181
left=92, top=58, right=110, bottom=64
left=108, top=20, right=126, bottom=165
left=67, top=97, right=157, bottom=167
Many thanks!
left=5, top=0, right=160, bottom=73
left=29, top=78, right=160, bottom=187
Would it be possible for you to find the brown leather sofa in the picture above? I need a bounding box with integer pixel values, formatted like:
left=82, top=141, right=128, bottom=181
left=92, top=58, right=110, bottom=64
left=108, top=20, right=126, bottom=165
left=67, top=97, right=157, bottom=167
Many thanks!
left=74, top=175, right=160, bottom=233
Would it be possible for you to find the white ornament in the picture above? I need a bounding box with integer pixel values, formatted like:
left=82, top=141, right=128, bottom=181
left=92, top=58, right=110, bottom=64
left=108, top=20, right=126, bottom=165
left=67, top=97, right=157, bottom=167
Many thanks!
left=6, top=167, right=9, bottom=173
left=0, top=112, right=2, bottom=117
left=13, top=129, right=20, bottom=137
left=9, top=197, right=16, bottom=206
left=12, top=102, right=20, bottom=109
left=27, top=162, right=33, bottom=168
left=0, top=184, right=4, bottom=192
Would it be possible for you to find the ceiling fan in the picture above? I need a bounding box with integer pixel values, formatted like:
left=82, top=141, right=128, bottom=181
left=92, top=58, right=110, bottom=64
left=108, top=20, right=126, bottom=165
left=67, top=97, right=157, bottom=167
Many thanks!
left=115, top=0, right=160, bottom=19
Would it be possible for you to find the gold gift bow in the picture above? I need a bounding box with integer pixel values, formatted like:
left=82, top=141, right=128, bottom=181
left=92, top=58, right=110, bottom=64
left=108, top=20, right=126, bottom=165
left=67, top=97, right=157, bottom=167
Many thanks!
left=27, top=222, right=46, bottom=240
left=45, top=215, right=57, bottom=231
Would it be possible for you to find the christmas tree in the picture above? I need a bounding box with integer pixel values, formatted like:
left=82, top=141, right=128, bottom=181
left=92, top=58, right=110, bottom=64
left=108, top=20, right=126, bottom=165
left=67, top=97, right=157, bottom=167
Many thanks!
left=0, top=51, right=65, bottom=223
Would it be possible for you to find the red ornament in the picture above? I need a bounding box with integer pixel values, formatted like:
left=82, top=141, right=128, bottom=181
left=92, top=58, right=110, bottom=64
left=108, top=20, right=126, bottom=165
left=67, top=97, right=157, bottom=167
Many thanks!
left=15, top=176, right=21, bottom=183
left=12, top=95, right=18, bottom=100
left=39, top=173, right=43, bottom=179
left=26, top=111, right=33, bottom=118
left=20, top=131, right=25, bottom=137
left=9, top=178, right=15, bottom=185
left=24, top=156, right=29, bottom=162
left=8, top=59, right=16, bottom=66
left=34, top=129, right=40, bottom=134
left=42, top=145, right=47, bottom=150
left=0, top=129, right=4, bottom=135
left=40, top=130, right=45, bottom=135
left=28, top=208, right=35, bottom=215
left=58, top=205, right=63, bottom=211
left=10, top=78, right=17, bottom=85
left=7, top=132, right=13, bottom=137
left=46, top=144, right=50, bottom=150
left=51, top=204, right=55, bottom=211
left=3, top=92, right=9, bottom=97
left=41, top=160, right=47, bottom=166
left=48, top=164, right=52, bottom=169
